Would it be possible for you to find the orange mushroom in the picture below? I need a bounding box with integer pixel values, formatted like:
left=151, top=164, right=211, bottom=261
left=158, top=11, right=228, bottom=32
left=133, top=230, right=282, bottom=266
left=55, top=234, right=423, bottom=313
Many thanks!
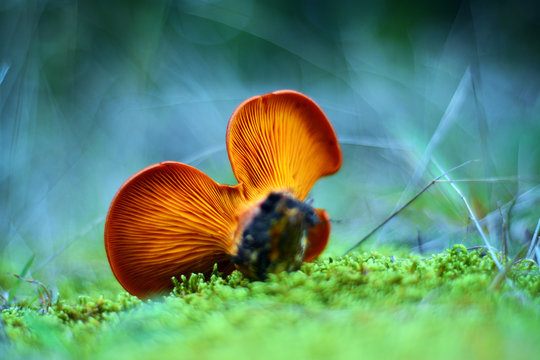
left=105, top=90, right=342, bottom=299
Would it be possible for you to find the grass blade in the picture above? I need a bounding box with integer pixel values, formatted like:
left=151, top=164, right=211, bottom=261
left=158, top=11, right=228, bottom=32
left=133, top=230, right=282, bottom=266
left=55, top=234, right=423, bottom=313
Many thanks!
left=344, top=160, right=477, bottom=254
left=6, top=254, right=35, bottom=303
left=526, top=217, right=540, bottom=259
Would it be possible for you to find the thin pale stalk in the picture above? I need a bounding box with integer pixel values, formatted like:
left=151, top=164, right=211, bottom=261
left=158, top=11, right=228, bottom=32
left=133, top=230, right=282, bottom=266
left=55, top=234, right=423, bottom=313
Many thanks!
left=433, top=159, right=502, bottom=270
left=434, top=177, right=538, bottom=183
left=344, top=160, right=477, bottom=255
left=526, top=217, right=540, bottom=259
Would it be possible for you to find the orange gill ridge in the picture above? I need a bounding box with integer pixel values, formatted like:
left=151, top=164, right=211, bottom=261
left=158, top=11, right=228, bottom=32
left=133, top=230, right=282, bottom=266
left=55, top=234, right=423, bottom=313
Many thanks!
left=104, top=90, right=342, bottom=299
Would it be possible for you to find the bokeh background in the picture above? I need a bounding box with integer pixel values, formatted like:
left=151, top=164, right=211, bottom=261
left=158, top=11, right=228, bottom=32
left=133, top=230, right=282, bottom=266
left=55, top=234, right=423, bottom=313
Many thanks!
left=1, top=0, right=539, bottom=296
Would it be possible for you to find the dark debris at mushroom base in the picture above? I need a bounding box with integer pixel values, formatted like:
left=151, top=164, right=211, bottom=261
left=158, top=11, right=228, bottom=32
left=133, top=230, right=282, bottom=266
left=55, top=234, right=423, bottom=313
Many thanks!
left=231, top=192, right=319, bottom=280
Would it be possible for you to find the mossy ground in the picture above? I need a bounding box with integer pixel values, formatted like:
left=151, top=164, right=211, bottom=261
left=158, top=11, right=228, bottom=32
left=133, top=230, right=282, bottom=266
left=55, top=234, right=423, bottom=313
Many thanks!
left=2, top=245, right=540, bottom=359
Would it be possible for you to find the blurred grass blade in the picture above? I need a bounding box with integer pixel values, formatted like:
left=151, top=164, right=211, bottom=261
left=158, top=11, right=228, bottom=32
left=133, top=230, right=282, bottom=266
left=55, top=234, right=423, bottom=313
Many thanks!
left=433, top=158, right=502, bottom=270
left=394, top=67, right=471, bottom=208
left=344, top=160, right=477, bottom=254
left=7, top=254, right=35, bottom=303
left=526, top=218, right=540, bottom=259
left=0, top=62, right=9, bottom=85
left=19, top=254, right=35, bottom=278
left=490, top=244, right=529, bottom=291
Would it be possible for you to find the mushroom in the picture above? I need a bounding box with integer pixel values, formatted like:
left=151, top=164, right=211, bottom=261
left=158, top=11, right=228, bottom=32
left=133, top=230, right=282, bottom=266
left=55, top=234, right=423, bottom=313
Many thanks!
left=104, top=90, right=342, bottom=299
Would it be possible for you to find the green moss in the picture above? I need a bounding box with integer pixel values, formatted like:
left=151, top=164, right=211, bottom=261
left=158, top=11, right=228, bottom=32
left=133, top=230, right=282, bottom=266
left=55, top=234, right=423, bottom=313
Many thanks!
left=2, top=245, right=539, bottom=359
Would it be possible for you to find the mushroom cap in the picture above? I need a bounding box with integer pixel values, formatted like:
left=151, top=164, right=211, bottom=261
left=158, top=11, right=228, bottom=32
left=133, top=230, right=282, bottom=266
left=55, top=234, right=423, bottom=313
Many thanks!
left=104, top=162, right=244, bottom=299
left=227, top=89, right=342, bottom=202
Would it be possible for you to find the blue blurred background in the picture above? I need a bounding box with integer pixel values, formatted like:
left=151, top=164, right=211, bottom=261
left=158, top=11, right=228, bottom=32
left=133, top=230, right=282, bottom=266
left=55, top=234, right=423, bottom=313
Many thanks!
left=1, top=0, right=539, bottom=294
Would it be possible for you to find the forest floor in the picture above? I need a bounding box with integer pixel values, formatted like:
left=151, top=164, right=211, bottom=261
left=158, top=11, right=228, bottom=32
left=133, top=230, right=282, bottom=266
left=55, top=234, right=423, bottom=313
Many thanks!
left=2, top=245, right=540, bottom=360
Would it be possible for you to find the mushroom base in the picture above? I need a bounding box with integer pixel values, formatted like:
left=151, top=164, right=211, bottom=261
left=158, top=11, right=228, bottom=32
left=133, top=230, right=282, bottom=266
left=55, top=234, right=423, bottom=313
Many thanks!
left=231, top=192, right=319, bottom=280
